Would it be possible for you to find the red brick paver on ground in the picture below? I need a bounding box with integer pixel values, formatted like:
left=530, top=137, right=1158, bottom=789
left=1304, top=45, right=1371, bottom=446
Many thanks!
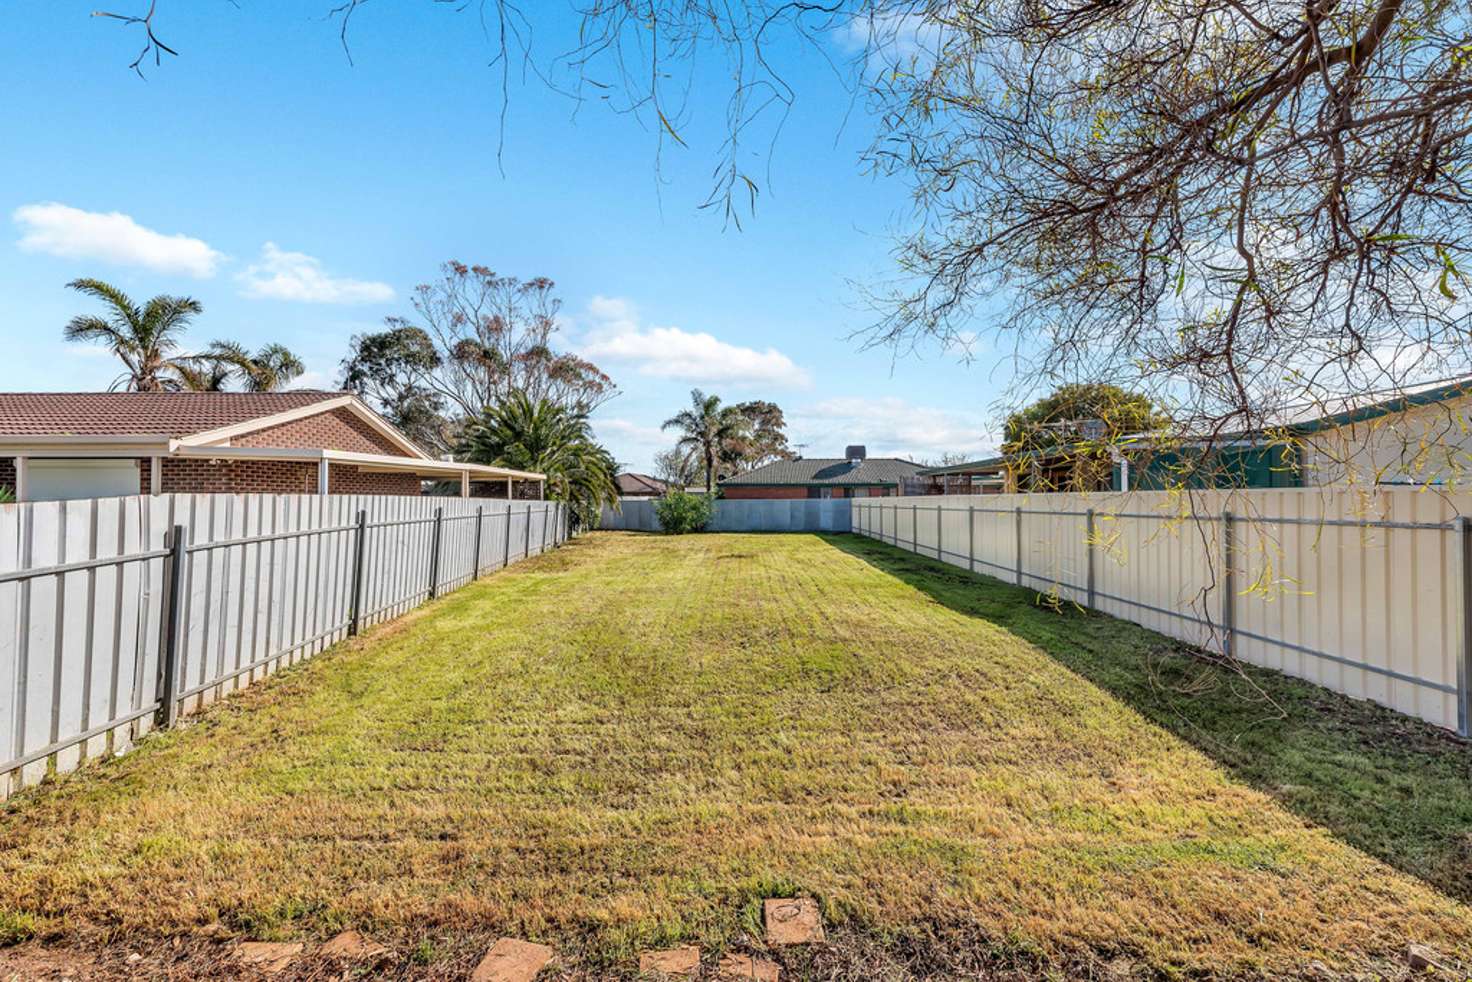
left=639, top=945, right=702, bottom=975
left=471, top=938, right=555, bottom=982
left=763, top=898, right=825, bottom=945
left=716, top=952, right=781, bottom=981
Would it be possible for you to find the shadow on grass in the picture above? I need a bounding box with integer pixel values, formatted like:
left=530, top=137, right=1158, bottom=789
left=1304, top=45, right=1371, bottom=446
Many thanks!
left=824, top=533, right=1472, bottom=904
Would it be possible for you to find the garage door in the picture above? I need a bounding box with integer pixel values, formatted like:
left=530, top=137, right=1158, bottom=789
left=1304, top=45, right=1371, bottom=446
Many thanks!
left=27, top=459, right=141, bottom=502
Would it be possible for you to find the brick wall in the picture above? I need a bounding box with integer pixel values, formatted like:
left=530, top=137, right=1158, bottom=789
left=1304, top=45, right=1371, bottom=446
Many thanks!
left=154, top=457, right=319, bottom=495
left=235, top=407, right=411, bottom=456
left=328, top=464, right=422, bottom=496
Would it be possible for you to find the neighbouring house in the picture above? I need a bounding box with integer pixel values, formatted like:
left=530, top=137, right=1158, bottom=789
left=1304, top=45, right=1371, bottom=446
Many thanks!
left=615, top=473, right=670, bottom=497
left=0, top=391, right=544, bottom=503
left=718, top=446, right=921, bottom=499
left=1115, top=377, right=1472, bottom=491
left=910, top=377, right=1472, bottom=495
left=910, top=457, right=1009, bottom=495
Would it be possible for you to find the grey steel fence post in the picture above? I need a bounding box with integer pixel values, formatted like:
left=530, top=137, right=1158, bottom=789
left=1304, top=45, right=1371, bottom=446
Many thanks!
left=524, top=503, right=532, bottom=558
left=158, top=524, right=187, bottom=728
left=503, top=505, right=513, bottom=568
left=427, top=507, right=444, bottom=599
left=1458, top=516, right=1472, bottom=737
left=967, top=504, right=976, bottom=573
left=935, top=505, right=943, bottom=560
left=911, top=503, right=918, bottom=553
left=348, top=509, right=368, bottom=637
left=1221, top=509, right=1235, bottom=659
left=1015, top=506, right=1024, bottom=586
left=1086, top=508, right=1097, bottom=609
left=542, top=503, right=550, bottom=552
left=472, top=505, right=484, bottom=578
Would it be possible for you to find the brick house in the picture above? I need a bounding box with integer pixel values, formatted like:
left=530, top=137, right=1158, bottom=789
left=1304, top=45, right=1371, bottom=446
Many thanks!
left=718, top=446, right=921, bottom=499
left=0, top=391, right=543, bottom=503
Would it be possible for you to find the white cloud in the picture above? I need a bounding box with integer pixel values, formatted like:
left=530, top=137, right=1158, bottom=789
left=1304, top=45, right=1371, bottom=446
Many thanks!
left=286, top=369, right=332, bottom=391
left=14, top=202, right=223, bottom=278
left=838, top=10, right=948, bottom=71
left=790, top=396, right=996, bottom=462
left=578, top=295, right=810, bottom=389
left=237, top=243, right=394, bottom=304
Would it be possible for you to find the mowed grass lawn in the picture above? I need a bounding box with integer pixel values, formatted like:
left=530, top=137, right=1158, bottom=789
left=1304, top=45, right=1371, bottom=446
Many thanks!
left=2, top=531, right=1472, bottom=979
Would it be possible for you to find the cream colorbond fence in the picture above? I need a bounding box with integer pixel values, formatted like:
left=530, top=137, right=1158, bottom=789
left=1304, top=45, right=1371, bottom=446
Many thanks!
left=855, top=489, right=1471, bottom=735
left=1, top=492, right=567, bottom=799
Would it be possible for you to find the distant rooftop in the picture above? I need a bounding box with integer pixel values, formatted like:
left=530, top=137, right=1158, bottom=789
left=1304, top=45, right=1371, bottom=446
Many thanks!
left=720, top=456, right=922, bottom=487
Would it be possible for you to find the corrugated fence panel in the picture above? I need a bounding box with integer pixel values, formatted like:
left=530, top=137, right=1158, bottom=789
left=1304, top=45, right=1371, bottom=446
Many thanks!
left=600, top=497, right=852, bottom=533
left=1, top=493, right=567, bottom=798
left=855, top=489, right=1472, bottom=734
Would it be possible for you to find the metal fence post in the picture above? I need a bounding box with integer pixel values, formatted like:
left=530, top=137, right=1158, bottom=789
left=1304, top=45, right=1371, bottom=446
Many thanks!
left=968, top=505, right=976, bottom=573
left=503, top=505, right=513, bottom=567
left=935, top=505, right=943, bottom=560
left=911, top=503, right=918, bottom=553
left=1221, top=509, right=1236, bottom=659
left=472, top=505, right=484, bottom=578
left=158, top=524, right=187, bottom=728
left=1015, top=506, right=1024, bottom=586
left=427, top=507, right=444, bottom=599
left=1086, top=508, right=1096, bottom=609
left=348, top=509, right=368, bottom=636
left=1458, top=516, right=1472, bottom=737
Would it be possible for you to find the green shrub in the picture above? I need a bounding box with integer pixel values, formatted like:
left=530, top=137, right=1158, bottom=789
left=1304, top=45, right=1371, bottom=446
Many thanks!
left=654, top=490, right=715, bottom=534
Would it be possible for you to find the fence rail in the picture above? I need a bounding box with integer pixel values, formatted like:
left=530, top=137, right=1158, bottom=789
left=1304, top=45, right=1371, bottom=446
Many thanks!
left=2, top=493, right=567, bottom=798
left=855, top=489, right=1472, bottom=735
left=600, top=497, right=852, bottom=532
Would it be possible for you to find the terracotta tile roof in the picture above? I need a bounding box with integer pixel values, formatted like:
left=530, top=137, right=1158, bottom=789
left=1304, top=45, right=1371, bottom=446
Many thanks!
left=0, top=391, right=346, bottom=438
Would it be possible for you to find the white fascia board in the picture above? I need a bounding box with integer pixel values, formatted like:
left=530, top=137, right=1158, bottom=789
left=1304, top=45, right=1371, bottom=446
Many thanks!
left=0, top=436, right=172, bottom=456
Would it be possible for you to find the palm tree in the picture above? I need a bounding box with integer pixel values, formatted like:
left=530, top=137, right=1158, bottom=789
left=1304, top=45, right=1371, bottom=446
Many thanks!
left=461, top=393, right=619, bottom=529
left=662, top=389, right=749, bottom=494
left=63, top=278, right=203, bottom=391
left=173, top=358, right=234, bottom=392
left=206, top=341, right=306, bottom=391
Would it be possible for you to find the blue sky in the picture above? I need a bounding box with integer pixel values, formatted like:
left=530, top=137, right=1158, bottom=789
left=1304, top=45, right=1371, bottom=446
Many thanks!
left=0, top=3, right=1006, bottom=471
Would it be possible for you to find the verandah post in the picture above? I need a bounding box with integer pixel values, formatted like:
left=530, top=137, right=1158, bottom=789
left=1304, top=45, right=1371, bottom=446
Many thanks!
left=427, top=507, right=444, bottom=599
left=158, top=523, right=187, bottom=729
left=348, top=509, right=368, bottom=636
